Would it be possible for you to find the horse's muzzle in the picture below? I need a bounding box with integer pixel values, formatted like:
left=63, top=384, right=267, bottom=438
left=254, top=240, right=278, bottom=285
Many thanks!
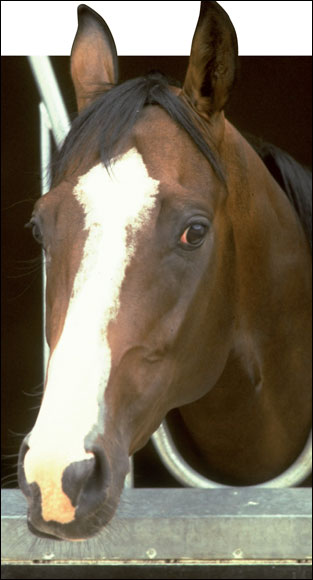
left=18, top=437, right=118, bottom=540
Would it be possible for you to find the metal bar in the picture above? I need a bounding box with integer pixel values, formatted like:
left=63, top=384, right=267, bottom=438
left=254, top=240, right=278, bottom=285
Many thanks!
left=152, top=420, right=312, bottom=489
left=1, top=489, right=312, bottom=562
left=39, top=102, right=52, bottom=194
left=124, top=457, right=134, bottom=488
left=28, top=57, right=70, bottom=149
left=39, top=102, right=51, bottom=374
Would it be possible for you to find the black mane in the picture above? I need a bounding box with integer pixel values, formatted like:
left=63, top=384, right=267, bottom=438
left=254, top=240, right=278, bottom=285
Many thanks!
left=248, top=135, right=312, bottom=248
left=52, top=72, right=311, bottom=248
left=52, top=72, right=224, bottom=185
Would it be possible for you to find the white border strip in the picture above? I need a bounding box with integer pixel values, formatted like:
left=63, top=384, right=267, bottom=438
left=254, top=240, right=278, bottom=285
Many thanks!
left=2, top=1, right=312, bottom=56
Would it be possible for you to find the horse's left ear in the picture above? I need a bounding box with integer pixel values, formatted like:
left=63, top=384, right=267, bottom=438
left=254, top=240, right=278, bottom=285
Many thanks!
left=71, top=4, right=118, bottom=112
left=183, top=1, right=238, bottom=118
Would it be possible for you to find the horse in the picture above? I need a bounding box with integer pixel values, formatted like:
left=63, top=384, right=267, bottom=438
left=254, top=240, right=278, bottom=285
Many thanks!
left=18, top=2, right=312, bottom=541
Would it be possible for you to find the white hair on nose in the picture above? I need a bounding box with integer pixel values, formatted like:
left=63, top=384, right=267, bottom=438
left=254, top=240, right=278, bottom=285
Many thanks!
left=24, top=148, right=159, bottom=523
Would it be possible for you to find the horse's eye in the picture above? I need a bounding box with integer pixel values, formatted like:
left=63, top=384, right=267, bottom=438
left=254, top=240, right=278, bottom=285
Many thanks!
left=25, top=219, right=43, bottom=245
left=180, top=223, right=208, bottom=248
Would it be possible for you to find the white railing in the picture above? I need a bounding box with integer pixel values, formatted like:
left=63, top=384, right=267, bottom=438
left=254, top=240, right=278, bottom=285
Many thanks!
left=28, top=57, right=71, bottom=148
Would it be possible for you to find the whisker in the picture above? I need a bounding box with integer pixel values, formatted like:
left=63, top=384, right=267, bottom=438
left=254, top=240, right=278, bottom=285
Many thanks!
left=8, top=269, right=41, bottom=280
left=7, top=254, right=42, bottom=279
left=29, top=404, right=42, bottom=412
left=1, top=472, right=19, bottom=481
left=9, top=261, right=42, bottom=279
left=7, top=429, right=28, bottom=439
left=7, top=271, right=42, bottom=302
left=15, top=256, right=42, bottom=266
left=1, top=478, right=19, bottom=488
left=3, top=197, right=38, bottom=212
left=1, top=452, right=20, bottom=460
left=22, top=381, right=45, bottom=397
left=12, top=256, right=42, bottom=270
left=22, top=390, right=43, bottom=398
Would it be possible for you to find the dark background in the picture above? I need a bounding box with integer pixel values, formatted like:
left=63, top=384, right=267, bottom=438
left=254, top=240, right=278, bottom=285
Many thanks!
left=1, top=55, right=312, bottom=488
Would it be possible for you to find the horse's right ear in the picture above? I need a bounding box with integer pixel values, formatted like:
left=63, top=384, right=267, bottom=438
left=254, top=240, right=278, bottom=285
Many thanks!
left=71, top=4, right=118, bottom=112
left=183, top=1, right=238, bottom=119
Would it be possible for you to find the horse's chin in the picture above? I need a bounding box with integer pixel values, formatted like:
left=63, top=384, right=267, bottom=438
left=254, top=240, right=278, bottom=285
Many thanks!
left=26, top=487, right=122, bottom=541
left=27, top=506, right=117, bottom=541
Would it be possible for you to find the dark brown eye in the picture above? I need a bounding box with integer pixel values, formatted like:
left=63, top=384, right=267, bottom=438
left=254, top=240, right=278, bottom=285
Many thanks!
left=25, top=219, right=43, bottom=245
left=180, top=223, right=208, bottom=248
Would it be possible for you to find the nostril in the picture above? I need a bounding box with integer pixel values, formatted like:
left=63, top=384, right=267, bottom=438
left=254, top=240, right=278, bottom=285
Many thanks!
left=88, top=444, right=111, bottom=490
left=18, top=437, right=112, bottom=535
left=62, top=445, right=110, bottom=518
left=62, top=454, right=96, bottom=508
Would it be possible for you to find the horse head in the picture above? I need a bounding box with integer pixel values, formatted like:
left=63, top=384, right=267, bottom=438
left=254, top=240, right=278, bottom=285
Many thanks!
left=18, top=2, right=312, bottom=540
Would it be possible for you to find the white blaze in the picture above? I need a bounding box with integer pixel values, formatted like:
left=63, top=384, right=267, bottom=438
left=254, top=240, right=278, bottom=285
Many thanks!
left=24, top=148, right=159, bottom=519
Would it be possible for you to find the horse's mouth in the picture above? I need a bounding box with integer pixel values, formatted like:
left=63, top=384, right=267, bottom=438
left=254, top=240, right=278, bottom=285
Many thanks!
left=19, top=434, right=129, bottom=540
left=26, top=503, right=117, bottom=541
left=27, top=518, right=64, bottom=541
left=23, top=476, right=122, bottom=541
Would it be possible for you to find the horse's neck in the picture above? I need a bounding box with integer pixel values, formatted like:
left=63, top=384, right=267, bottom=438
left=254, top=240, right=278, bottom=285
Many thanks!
left=179, top=335, right=311, bottom=485
left=180, top=123, right=312, bottom=485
